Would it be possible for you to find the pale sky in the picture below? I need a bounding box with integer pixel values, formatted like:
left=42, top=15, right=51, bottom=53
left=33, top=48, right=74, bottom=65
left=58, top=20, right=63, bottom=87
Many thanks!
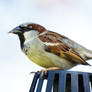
left=0, top=0, right=92, bottom=92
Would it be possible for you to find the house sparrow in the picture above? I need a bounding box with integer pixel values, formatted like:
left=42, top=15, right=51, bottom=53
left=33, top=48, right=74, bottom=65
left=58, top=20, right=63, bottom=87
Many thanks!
left=9, top=23, right=92, bottom=75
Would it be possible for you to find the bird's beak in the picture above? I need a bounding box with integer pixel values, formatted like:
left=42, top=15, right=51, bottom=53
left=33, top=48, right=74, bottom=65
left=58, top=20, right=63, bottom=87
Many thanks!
left=9, top=26, right=22, bottom=34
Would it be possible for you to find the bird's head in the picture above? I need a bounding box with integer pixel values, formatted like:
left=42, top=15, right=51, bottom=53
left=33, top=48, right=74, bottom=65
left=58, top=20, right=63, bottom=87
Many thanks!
left=9, top=23, right=46, bottom=35
left=9, top=23, right=46, bottom=46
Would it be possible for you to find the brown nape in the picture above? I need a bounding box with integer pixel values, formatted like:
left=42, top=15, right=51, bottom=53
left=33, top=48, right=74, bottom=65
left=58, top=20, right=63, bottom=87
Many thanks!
left=28, top=23, right=46, bottom=34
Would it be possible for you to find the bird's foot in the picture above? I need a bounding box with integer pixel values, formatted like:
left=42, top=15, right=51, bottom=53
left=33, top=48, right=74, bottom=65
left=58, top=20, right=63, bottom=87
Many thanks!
left=30, top=67, right=61, bottom=78
left=40, top=67, right=61, bottom=78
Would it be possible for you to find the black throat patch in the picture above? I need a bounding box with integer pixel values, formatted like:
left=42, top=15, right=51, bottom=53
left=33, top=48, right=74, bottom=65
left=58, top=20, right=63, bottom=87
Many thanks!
left=18, top=34, right=25, bottom=48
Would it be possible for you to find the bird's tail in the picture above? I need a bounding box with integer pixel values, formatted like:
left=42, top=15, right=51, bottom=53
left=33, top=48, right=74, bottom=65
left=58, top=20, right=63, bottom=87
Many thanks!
left=81, top=49, right=92, bottom=66
left=85, top=50, right=92, bottom=60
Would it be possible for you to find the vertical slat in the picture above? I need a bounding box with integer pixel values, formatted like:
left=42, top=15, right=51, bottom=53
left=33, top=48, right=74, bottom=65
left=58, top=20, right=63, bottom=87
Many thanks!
left=58, top=72, right=66, bottom=92
left=46, top=71, right=55, bottom=92
left=71, top=73, right=78, bottom=92
left=89, top=74, right=92, bottom=91
left=78, top=74, right=84, bottom=92
left=83, top=73, right=90, bottom=92
left=36, top=75, right=44, bottom=92
left=53, top=78, right=58, bottom=92
left=29, top=72, right=39, bottom=92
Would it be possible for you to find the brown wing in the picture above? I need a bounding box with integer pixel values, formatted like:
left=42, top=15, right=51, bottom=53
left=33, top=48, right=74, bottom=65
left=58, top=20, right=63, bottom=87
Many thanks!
left=39, top=31, right=89, bottom=65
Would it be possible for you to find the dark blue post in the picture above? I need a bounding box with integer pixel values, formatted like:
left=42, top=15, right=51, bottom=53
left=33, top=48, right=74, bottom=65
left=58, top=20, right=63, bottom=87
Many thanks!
left=29, top=70, right=92, bottom=92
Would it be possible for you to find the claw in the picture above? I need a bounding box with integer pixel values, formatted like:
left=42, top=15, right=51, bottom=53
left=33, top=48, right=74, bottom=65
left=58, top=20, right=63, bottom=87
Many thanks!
left=29, top=71, right=36, bottom=75
left=40, top=69, right=48, bottom=78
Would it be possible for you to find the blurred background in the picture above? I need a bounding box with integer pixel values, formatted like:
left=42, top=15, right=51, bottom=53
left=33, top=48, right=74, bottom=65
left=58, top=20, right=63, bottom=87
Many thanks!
left=0, top=0, right=92, bottom=92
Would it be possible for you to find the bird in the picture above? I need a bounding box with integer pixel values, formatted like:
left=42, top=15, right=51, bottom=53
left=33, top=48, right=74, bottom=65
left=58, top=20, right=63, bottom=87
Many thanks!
left=9, top=23, right=92, bottom=75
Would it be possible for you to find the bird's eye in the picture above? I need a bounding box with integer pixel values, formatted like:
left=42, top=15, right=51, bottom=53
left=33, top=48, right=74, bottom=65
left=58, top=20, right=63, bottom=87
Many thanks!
left=19, top=26, right=31, bottom=31
left=19, top=26, right=26, bottom=29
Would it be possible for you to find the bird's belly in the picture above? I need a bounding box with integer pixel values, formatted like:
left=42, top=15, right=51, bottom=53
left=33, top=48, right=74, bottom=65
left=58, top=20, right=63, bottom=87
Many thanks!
left=26, top=48, right=55, bottom=68
left=25, top=47, right=76, bottom=69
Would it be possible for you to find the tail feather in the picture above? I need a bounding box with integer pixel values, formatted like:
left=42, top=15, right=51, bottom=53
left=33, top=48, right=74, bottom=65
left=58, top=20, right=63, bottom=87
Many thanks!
left=83, top=50, right=92, bottom=60
left=82, top=61, right=91, bottom=66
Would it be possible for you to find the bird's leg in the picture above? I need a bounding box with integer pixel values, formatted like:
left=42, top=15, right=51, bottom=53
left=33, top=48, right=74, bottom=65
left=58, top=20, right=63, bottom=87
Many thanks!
left=40, top=67, right=61, bottom=77
left=30, top=67, right=61, bottom=77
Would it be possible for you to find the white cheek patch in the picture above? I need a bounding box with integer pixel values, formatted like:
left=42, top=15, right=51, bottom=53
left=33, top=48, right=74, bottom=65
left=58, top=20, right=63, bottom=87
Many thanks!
left=23, top=30, right=38, bottom=42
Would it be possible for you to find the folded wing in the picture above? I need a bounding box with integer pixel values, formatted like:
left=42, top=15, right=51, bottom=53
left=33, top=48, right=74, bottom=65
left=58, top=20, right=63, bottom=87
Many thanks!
left=39, top=31, right=89, bottom=65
